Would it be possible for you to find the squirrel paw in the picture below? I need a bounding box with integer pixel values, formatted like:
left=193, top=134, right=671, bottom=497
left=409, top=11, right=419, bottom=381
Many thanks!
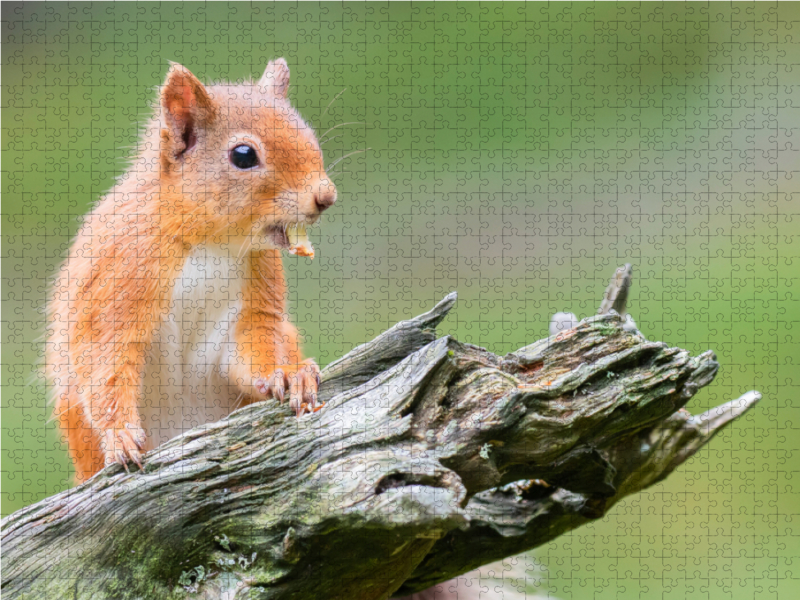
left=254, top=360, right=321, bottom=417
left=102, top=423, right=146, bottom=473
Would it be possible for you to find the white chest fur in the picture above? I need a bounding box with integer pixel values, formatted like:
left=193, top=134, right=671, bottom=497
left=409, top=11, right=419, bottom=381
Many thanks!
left=140, top=242, right=250, bottom=450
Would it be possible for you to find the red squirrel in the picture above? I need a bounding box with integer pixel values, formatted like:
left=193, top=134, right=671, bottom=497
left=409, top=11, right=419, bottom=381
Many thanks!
left=48, top=59, right=336, bottom=482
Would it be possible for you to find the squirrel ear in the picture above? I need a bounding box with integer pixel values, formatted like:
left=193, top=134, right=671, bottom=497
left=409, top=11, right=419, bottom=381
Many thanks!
left=258, top=58, right=290, bottom=98
left=160, top=63, right=215, bottom=161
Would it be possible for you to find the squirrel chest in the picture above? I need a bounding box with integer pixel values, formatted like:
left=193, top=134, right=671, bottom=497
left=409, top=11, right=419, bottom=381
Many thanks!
left=140, top=241, right=250, bottom=450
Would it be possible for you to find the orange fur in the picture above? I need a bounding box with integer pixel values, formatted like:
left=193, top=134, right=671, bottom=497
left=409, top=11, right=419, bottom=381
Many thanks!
left=48, top=60, right=336, bottom=481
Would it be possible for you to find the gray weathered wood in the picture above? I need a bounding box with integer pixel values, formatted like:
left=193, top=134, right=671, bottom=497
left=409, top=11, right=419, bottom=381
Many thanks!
left=1, top=284, right=760, bottom=600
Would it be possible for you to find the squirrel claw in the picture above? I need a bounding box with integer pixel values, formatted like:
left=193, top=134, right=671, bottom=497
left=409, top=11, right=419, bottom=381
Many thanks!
left=127, top=447, right=144, bottom=470
left=254, top=370, right=287, bottom=403
left=103, top=425, right=146, bottom=473
left=285, top=360, right=322, bottom=418
left=256, top=369, right=285, bottom=403
left=270, top=370, right=286, bottom=403
left=289, top=395, right=304, bottom=417
left=258, top=361, right=321, bottom=417
left=116, top=451, right=130, bottom=473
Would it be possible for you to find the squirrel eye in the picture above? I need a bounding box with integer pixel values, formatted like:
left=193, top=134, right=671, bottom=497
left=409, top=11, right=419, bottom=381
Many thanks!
left=229, top=144, right=259, bottom=170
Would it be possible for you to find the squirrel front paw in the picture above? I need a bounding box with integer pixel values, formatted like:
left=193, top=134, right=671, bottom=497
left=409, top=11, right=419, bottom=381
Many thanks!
left=254, top=359, right=321, bottom=417
left=101, top=422, right=146, bottom=472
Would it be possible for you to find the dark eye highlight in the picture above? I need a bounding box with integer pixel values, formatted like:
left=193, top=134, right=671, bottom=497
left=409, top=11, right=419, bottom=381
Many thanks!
left=230, top=144, right=259, bottom=169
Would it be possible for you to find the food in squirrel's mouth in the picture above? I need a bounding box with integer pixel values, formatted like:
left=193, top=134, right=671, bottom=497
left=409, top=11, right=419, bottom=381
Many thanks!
left=286, top=223, right=314, bottom=257
left=264, top=223, right=315, bottom=258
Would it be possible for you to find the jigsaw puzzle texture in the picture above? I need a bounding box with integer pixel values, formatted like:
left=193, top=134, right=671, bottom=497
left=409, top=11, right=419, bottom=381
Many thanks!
left=3, top=3, right=799, bottom=599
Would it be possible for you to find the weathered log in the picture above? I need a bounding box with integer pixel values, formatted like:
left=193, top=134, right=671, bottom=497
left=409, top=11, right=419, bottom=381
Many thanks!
left=1, top=281, right=760, bottom=600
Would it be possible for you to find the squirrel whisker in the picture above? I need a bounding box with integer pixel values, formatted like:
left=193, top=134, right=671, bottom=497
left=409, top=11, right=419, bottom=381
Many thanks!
left=320, top=134, right=344, bottom=147
left=327, top=148, right=370, bottom=171
left=319, top=121, right=365, bottom=143
left=320, top=87, right=348, bottom=121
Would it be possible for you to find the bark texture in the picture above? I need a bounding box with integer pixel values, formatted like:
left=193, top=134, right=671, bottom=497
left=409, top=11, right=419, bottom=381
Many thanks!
left=2, top=278, right=760, bottom=600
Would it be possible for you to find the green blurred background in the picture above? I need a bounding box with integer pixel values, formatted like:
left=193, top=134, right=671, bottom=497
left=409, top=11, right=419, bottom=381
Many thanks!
left=3, top=2, right=798, bottom=598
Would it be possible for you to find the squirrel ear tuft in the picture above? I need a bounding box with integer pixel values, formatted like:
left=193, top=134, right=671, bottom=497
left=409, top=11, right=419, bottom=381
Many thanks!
left=160, top=63, right=215, bottom=161
left=258, top=58, right=290, bottom=99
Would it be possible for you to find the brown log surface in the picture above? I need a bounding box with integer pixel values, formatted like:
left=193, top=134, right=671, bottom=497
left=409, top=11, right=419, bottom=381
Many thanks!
left=1, top=284, right=760, bottom=600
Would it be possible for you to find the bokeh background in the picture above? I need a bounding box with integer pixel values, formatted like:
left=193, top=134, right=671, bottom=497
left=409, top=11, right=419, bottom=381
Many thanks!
left=3, top=2, right=799, bottom=598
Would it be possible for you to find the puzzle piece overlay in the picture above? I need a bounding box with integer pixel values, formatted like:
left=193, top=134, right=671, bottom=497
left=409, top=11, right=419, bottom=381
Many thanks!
left=3, top=4, right=798, bottom=599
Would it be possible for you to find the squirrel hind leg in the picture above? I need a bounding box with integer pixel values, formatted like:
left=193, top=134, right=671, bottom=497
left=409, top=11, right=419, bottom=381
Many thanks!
left=55, top=392, right=105, bottom=483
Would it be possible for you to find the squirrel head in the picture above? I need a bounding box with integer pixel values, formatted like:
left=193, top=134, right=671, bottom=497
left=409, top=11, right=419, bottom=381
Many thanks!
left=156, top=59, right=336, bottom=251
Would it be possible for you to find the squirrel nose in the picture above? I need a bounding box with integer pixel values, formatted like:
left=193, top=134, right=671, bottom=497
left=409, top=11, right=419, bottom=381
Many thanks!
left=314, top=187, right=337, bottom=212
